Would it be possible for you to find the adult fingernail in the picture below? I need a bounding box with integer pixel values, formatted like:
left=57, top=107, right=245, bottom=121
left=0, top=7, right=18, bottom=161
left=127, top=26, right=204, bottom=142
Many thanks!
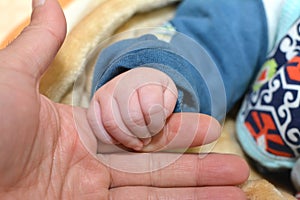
left=33, top=0, right=46, bottom=9
left=203, top=118, right=222, bottom=144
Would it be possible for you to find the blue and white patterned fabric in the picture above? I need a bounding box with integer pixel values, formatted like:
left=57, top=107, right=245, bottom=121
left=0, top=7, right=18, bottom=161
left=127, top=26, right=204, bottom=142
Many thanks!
left=237, top=18, right=300, bottom=193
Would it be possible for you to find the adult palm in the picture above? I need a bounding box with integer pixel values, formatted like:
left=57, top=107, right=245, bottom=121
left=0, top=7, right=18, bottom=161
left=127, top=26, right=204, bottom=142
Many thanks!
left=0, top=0, right=249, bottom=199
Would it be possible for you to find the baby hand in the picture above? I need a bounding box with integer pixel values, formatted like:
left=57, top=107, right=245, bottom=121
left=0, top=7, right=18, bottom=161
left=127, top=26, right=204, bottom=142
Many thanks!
left=88, top=67, right=178, bottom=151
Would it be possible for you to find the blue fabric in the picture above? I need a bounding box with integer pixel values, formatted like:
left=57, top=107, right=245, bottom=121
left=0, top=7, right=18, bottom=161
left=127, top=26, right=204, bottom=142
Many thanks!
left=274, top=0, right=300, bottom=47
left=92, top=35, right=207, bottom=113
left=91, top=0, right=268, bottom=121
left=170, top=0, right=268, bottom=112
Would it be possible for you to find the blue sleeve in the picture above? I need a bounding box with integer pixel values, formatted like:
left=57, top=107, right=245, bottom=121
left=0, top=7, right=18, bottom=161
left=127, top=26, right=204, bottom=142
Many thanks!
left=91, top=0, right=268, bottom=121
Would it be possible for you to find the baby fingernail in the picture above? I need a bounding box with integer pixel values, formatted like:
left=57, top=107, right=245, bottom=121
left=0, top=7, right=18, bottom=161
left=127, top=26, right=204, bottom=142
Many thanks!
left=131, top=140, right=144, bottom=151
left=142, top=138, right=152, bottom=146
left=33, top=0, right=46, bottom=9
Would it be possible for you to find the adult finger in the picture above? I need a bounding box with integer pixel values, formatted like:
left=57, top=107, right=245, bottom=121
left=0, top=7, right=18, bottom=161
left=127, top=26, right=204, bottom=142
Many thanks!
left=106, top=153, right=249, bottom=187
left=93, top=112, right=221, bottom=153
left=92, top=112, right=220, bottom=153
left=0, top=0, right=66, bottom=80
left=110, top=186, right=247, bottom=200
left=142, top=113, right=221, bottom=152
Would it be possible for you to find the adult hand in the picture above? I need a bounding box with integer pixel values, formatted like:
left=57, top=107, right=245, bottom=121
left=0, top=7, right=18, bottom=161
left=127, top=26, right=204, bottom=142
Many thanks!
left=0, top=0, right=249, bottom=199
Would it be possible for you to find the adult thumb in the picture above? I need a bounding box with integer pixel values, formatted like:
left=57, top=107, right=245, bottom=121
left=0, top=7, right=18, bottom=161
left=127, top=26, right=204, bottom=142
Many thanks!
left=0, top=0, right=66, bottom=81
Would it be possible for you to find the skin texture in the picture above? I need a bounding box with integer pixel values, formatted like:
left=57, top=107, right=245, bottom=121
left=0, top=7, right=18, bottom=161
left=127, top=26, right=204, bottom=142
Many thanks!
left=0, top=0, right=249, bottom=199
